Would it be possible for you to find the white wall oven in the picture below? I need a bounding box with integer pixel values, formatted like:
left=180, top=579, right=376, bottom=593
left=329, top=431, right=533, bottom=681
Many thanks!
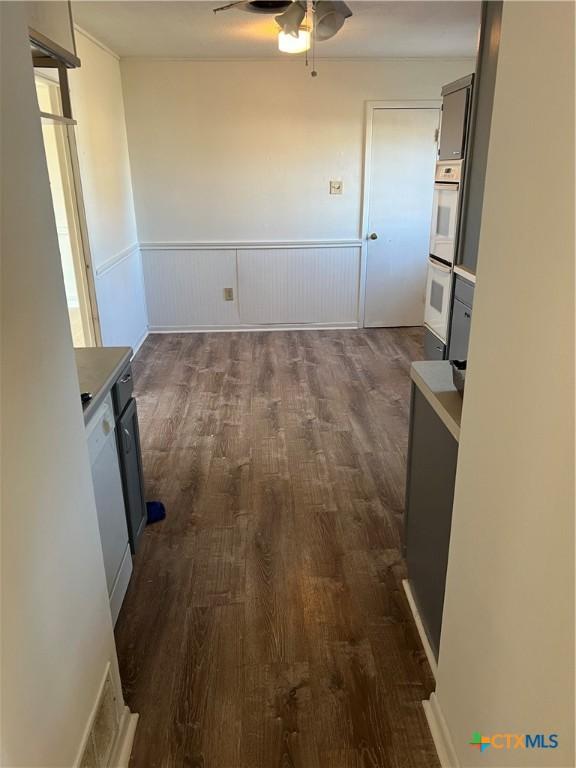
left=425, top=160, right=463, bottom=344
left=424, top=258, right=452, bottom=343
left=429, top=160, right=462, bottom=265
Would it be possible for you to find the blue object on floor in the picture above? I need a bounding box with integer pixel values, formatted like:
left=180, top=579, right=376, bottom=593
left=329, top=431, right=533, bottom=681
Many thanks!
left=146, top=501, right=166, bottom=525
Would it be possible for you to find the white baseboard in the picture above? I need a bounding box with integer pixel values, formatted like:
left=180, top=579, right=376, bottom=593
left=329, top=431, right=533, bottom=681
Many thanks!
left=402, top=579, right=438, bottom=680
left=147, top=322, right=359, bottom=333
left=423, top=693, right=460, bottom=768
left=132, top=329, right=149, bottom=356
left=108, top=706, right=139, bottom=768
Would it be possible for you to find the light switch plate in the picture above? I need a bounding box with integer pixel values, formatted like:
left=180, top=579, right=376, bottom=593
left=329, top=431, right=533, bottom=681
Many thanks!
left=223, top=287, right=234, bottom=301
left=330, top=180, right=343, bottom=195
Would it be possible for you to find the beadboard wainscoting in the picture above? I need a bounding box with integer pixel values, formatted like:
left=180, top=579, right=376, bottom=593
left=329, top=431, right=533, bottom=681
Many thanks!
left=95, top=244, right=149, bottom=350
left=140, top=241, right=363, bottom=331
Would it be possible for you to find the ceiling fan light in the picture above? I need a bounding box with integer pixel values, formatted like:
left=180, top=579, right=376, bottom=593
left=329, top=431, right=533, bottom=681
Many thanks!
left=278, top=25, right=311, bottom=53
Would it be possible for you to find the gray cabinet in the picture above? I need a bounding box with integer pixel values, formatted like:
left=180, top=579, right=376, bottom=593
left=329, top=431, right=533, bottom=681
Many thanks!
left=117, top=397, right=147, bottom=554
left=112, top=361, right=147, bottom=554
left=449, top=299, right=472, bottom=361
left=405, top=386, right=458, bottom=659
left=424, top=327, right=446, bottom=360
left=456, top=2, right=503, bottom=273
left=438, top=88, right=469, bottom=160
left=448, top=277, right=474, bottom=361
left=438, top=75, right=473, bottom=161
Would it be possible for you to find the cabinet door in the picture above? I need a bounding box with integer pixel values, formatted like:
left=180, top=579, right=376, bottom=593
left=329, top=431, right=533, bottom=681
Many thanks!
left=423, top=327, right=445, bottom=360
left=438, top=88, right=470, bottom=160
left=92, top=434, right=129, bottom=594
left=457, top=3, right=503, bottom=273
left=405, top=387, right=458, bottom=659
left=448, top=297, right=472, bottom=361
left=118, top=398, right=147, bottom=554
left=112, top=363, right=133, bottom=418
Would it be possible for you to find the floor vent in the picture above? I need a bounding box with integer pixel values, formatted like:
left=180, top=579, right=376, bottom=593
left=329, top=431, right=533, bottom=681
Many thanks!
left=80, top=665, right=120, bottom=768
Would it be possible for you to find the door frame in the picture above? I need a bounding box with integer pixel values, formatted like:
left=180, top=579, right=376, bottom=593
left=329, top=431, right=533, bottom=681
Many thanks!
left=36, top=70, right=102, bottom=346
left=66, top=125, right=103, bottom=345
left=359, top=100, right=442, bottom=328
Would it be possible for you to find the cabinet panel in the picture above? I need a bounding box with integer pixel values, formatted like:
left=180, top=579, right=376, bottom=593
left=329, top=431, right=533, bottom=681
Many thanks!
left=27, top=1, right=76, bottom=59
left=454, top=275, right=475, bottom=306
left=448, top=297, right=473, bottom=361
left=112, top=362, right=133, bottom=418
left=456, top=2, right=503, bottom=273
left=438, top=88, right=470, bottom=160
left=405, top=386, right=458, bottom=659
left=423, top=327, right=446, bottom=360
left=117, top=398, right=147, bottom=554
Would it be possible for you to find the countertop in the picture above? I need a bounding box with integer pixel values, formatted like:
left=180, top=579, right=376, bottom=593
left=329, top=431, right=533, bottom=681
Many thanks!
left=75, top=346, right=132, bottom=424
left=410, top=361, right=463, bottom=442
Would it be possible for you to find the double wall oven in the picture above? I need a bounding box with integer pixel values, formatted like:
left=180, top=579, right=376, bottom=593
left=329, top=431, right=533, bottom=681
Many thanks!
left=424, top=160, right=462, bottom=350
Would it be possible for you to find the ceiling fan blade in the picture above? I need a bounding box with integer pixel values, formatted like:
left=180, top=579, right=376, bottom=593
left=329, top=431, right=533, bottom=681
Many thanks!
left=275, top=1, right=306, bottom=36
left=314, top=0, right=352, bottom=41
left=213, top=1, right=245, bottom=13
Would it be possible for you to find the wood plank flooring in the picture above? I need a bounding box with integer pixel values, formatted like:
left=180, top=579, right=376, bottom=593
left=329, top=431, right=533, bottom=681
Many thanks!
left=115, top=328, right=438, bottom=768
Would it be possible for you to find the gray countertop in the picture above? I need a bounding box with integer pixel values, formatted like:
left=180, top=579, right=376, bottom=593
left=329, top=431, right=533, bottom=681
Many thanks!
left=410, top=361, right=463, bottom=442
left=75, top=346, right=132, bottom=424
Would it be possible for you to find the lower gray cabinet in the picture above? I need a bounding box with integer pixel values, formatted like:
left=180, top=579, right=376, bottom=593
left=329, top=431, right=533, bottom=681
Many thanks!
left=448, top=276, right=474, bottom=361
left=117, top=397, right=147, bottom=553
left=405, top=386, right=458, bottom=659
left=449, top=298, right=472, bottom=360
left=423, top=327, right=446, bottom=360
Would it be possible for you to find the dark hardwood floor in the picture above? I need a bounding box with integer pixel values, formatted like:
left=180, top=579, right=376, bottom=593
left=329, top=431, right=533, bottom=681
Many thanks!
left=115, top=328, right=438, bottom=768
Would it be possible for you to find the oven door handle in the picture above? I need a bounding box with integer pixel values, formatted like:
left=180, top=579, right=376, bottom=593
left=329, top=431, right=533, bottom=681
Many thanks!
left=428, top=257, right=452, bottom=273
left=434, top=182, right=460, bottom=191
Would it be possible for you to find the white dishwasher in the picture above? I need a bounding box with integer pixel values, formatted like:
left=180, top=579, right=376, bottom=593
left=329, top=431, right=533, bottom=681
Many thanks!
left=87, top=393, right=133, bottom=626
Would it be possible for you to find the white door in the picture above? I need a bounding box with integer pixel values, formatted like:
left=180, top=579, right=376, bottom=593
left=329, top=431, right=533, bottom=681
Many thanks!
left=364, top=108, right=440, bottom=327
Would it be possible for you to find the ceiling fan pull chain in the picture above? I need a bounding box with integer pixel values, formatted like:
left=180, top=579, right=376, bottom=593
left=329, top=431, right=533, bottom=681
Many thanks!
left=311, top=3, right=318, bottom=77
left=305, top=2, right=309, bottom=67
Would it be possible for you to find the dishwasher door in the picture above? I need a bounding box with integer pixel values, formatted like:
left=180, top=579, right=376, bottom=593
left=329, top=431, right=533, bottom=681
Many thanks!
left=117, top=397, right=147, bottom=553
left=87, top=394, right=132, bottom=625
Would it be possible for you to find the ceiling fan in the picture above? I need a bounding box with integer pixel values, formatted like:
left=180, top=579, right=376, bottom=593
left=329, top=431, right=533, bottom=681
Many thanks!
left=213, top=1, right=353, bottom=44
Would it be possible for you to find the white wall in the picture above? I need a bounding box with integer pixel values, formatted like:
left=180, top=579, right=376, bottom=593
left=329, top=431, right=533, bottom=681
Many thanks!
left=122, top=58, right=472, bottom=328
left=70, top=31, right=147, bottom=349
left=434, top=3, right=574, bottom=766
left=122, top=58, right=474, bottom=243
left=0, top=5, right=126, bottom=765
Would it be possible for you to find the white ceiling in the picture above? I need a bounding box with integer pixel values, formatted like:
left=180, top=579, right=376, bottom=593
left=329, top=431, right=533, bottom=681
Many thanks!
left=72, top=1, right=481, bottom=59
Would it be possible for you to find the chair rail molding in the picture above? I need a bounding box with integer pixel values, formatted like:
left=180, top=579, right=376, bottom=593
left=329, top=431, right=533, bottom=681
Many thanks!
left=95, top=242, right=140, bottom=277
left=139, top=239, right=363, bottom=251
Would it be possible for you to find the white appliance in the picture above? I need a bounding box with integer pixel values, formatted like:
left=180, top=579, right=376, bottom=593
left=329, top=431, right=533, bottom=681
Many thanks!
left=87, top=393, right=132, bottom=626
left=424, top=257, right=452, bottom=343
left=425, top=160, right=463, bottom=343
left=429, top=160, right=462, bottom=265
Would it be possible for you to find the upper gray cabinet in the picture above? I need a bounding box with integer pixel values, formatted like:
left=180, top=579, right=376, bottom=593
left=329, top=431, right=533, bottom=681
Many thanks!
left=27, top=1, right=78, bottom=65
left=438, top=84, right=472, bottom=161
left=456, top=1, right=503, bottom=274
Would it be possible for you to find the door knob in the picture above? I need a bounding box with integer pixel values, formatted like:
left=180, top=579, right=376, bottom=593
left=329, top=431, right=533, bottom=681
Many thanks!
left=369, top=232, right=378, bottom=240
